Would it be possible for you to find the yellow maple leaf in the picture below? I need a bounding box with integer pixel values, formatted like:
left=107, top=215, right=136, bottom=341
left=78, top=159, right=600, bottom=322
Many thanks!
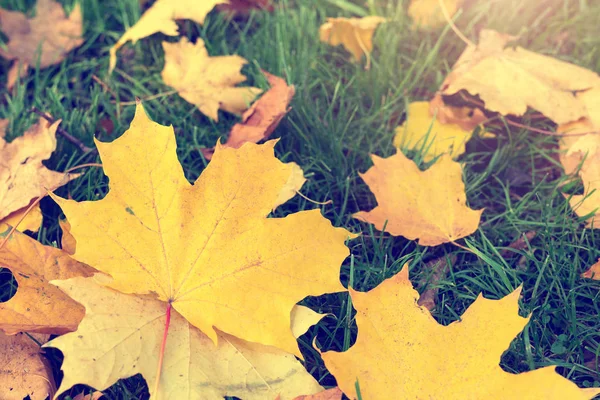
left=161, top=37, right=262, bottom=121
left=0, top=332, right=53, bottom=400
left=51, top=103, right=354, bottom=355
left=46, top=276, right=325, bottom=399
left=393, top=101, right=473, bottom=161
left=322, top=266, right=600, bottom=400
left=0, top=223, right=94, bottom=335
left=319, top=16, right=386, bottom=63
left=408, top=0, right=462, bottom=29
left=441, top=29, right=600, bottom=124
left=0, top=117, right=80, bottom=222
left=353, top=152, right=482, bottom=246
left=109, top=0, right=227, bottom=72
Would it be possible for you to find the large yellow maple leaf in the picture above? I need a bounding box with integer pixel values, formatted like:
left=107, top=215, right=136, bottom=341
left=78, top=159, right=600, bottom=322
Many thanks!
left=322, top=266, right=600, bottom=399
left=52, top=104, right=353, bottom=355
left=109, top=0, right=227, bottom=72
left=353, top=152, right=482, bottom=246
left=0, top=223, right=94, bottom=335
left=46, top=276, right=325, bottom=399
left=161, top=37, right=262, bottom=121
left=393, top=101, right=473, bottom=162
left=441, top=29, right=600, bottom=124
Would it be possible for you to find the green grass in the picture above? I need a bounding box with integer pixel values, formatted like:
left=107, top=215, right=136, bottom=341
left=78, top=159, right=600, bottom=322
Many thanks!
left=2, top=0, right=600, bottom=398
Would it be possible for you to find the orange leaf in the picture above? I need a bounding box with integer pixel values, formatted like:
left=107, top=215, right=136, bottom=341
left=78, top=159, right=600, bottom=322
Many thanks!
left=202, top=71, right=295, bottom=159
left=0, top=223, right=94, bottom=334
left=0, top=332, right=54, bottom=400
left=319, top=16, right=386, bottom=62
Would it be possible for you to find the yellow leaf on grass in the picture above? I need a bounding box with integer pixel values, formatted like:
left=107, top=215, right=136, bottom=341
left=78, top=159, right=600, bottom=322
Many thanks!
left=0, top=223, right=94, bottom=334
left=109, top=0, right=227, bottom=72
left=161, top=37, right=262, bottom=121
left=353, top=152, right=482, bottom=246
left=441, top=29, right=600, bottom=124
left=0, top=332, right=54, bottom=400
left=46, top=276, right=325, bottom=399
left=319, top=16, right=386, bottom=63
left=0, top=0, right=83, bottom=84
left=322, top=266, right=600, bottom=400
left=409, top=0, right=462, bottom=29
left=0, top=117, right=80, bottom=222
left=51, top=103, right=354, bottom=355
left=393, top=101, right=473, bottom=161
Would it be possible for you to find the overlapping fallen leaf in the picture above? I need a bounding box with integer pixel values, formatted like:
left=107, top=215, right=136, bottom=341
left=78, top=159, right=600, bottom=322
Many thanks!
left=0, top=0, right=83, bottom=88
left=582, top=259, right=600, bottom=279
left=0, top=223, right=94, bottom=335
left=46, top=276, right=325, bottom=399
left=393, top=101, right=473, bottom=161
left=0, top=117, right=80, bottom=223
left=109, top=0, right=226, bottom=72
left=440, top=29, right=600, bottom=124
left=354, top=152, right=482, bottom=246
left=161, top=37, right=262, bottom=121
left=319, top=16, right=386, bottom=63
left=0, top=332, right=53, bottom=400
left=201, top=71, right=295, bottom=159
left=321, top=266, right=600, bottom=400
left=52, top=103, right=354, bottom=356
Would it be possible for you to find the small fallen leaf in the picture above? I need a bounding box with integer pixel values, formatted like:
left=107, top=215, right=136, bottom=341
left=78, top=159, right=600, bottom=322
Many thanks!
left=319, top=16, right=386, bottom=63
left=161, top=37, right=261, bottom=121
left=354, top=152, right=482, bottom=246
left=0, top=332, right=54, bottom=400
left=0, top=117, right=80, bottom=222
left=408, top=0, right=462, bottom=29
left=557, top=87, right=600, bottom=175
left=393, top=101, right=474, bottom=161
left=441, top=29, right=600, bottom=124
left=429, top=92, right=487, bottom=132
left=0, top=223, right=94, bottom=335
left=201, top=71, right=295, bottom=159
left=46, top=276, right=325, bottom=399
left=109, top=0, right=227, bottom=72
left=51, top=103, right=354, bottom=356
left=2, top=203, right=43, bottom=232
left=567, top=151, right=600, bottom=227
left=217, top=0, right=274, bottom=15
left=582, top=259, right=600, bottom=280
left=0, top=0, right=83, bottom=85
left=321, top=266, right=600, bottom=400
